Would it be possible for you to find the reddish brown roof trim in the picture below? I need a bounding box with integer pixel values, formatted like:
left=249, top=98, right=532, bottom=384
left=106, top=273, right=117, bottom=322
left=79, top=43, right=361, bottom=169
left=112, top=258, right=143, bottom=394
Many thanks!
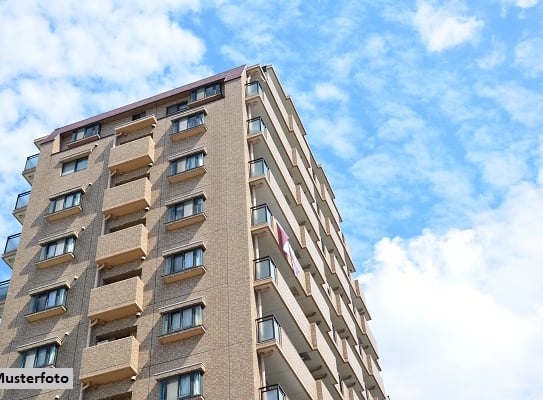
left=40, top=64, right=246, bottom=144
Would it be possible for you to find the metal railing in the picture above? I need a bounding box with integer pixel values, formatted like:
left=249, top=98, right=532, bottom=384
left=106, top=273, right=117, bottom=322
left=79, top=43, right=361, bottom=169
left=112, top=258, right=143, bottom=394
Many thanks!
left=251, top=204, right=273, bottom=226
left=246, top=81, right=263, bottom=97
left=0, top=280, right=9, bottom=302
left=3, top=233, right=21, bottom=254
left=14, top=191, right=31, bottom=210
left=254, top=257, right=277, bottom=281
left=24, top=154, right=39, bottom=171
left=259, top=384, right=287, bottom=400
left=249, top=158, right=270, bottom=178
left=256, top=315, right=281, bottom=343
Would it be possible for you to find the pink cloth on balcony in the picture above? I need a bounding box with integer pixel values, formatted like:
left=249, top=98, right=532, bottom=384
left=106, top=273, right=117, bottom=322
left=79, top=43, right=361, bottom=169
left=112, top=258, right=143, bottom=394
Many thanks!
left=276, top=221, right=303, bottom=276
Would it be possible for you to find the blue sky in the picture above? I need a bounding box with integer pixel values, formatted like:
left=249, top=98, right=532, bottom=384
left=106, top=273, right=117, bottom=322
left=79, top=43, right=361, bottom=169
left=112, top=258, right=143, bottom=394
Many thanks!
left=1, top=1, right=542, bottom=399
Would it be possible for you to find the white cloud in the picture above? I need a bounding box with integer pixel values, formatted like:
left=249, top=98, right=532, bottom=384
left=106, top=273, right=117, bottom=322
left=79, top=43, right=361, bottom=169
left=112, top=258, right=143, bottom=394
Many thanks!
left=313, top=82, right=345, bottom=103
left=363, top=181, right=543, bottom=400
left=515, top=37, right=543, bottom=77
left=476, top=38, right=506, bottom=69
left=413, top=2, right=484, bottom=52
left=477, top=82, right=543, bottom=128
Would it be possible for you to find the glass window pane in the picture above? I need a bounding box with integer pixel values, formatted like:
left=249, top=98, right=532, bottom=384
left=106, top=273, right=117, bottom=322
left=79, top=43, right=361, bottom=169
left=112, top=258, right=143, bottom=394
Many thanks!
left=76, top=158, right=88, bottom=171
left=182, top=308, right=192, bottom=329
left=23, top=351, right=36, bottom=368
left=184, top=251, right=194, bottom=269
left=65, top=237, right=75, bottom=253
left=171, top=312, right=181, bottom=332
left=173, top=255, right=183, bottom=273
left=179, top=374, right=190, bottom=396
left=35, top=347, right=47, bottom=367
left=57, top=288, right=66, bottom=306
left=36, top=293, right=47, bottom=311
left=183, top=201, right=192, bottom=217
left=64, top=194, right=74, bottom=208
left=193, top=306, right=202, bottom=326
left=165, top=379, right=177, bottom=400
left=62, top=161, right=75, bottom=175
left=46, top=345, right=57, bottom=366
left=46, top=291, right=57, bottom=308
left=73, top=191, right=81, bottom=206
left=54, top=240, right=65, bottom=256
left=46, top=244, right=57, bottom=259
left=194, top=248, right=203, bottom=266
left=192, top=372, right=201, bottom=395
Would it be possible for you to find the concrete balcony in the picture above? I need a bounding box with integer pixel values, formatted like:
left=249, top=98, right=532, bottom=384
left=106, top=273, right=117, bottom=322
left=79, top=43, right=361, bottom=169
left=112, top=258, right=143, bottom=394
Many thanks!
left=326, top=252, right=352, bottom=306
left=80, top=336, right=139, bottom=386
left=256, top=316, right=318, bottom=400
left=96, top=224, right=148, bottom=267
left=366, top=354, right=386, bottom=400
left=351, top=278, right=371, bottom=320
left=339, top=339, right=367, bottom=393
left=299, top=225, right=326, bottom=284
left=359, top=316, right=379, bottom=359
left=88, top=277, right=143, bottom=322
left=108, top=136, right=155, bottom=174
left=12, top=191, right=31, bottom=224
left=333, top=293, right=359, bottom=346
left=103, top=177, right=151, bottom=218
left=2, top=233, right=20, bottom=269
left=301, top=271, right=332, bottom=332
left=114, top=115, right=157, bottom=135
left=254, top=260, right=338, bottom=385
left=22, top=153, right=39, bottom=185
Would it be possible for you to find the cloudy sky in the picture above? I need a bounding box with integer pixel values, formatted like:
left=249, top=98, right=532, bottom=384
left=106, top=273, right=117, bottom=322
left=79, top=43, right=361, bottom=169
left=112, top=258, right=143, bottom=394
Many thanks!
left=1, top=0, right=542, bottom=399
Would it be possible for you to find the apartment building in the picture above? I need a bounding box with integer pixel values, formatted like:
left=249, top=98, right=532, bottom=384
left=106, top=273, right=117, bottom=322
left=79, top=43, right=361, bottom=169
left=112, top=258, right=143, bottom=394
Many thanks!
left=0, top=64, right=386, bottom=400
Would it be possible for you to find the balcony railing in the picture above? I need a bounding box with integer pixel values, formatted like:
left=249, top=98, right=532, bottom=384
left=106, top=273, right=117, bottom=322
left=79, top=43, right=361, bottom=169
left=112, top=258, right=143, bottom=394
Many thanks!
left=13, top=191, right=31, bottom=224
left=247, top=81, right=263, bottom=97
left=4, top=233, right=20, bottom=254
left=23, top=154, right=39, bottom=184
left=260, top=384, right=287, bottom=400
left=257, top=315, right=281, bottom=343
left=14, top=191, right=31, bottom=210
left=24, top=154, right=39, bottom=171
left=251, top=204, right=273, bottom=226
left=0, top=280, right=9, bottom=302
left=254, top=256, right=277, bottom=281
left=247, top=117, right=267, bottom=135
left=249, top=158, right=269, bottom=178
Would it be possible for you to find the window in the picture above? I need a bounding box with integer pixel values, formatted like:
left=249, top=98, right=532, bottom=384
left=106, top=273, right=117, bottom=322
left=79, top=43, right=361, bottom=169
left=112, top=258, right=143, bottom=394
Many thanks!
left=166, top=102, right=188, bottom=115
left=19, top=343, right=58, bottom=368
left=160, top=371, right=203, bottom=400
left=162, top=304, right=203, bottom=335
left=61, top=157, right=88, bottom=175
left=168, top=197, right=204, bottom=222
left=31, top=287, right=67, bottom=313
left=190, top=83, right=221, bottom=102
left=71, top=124, right=100, bottom=142
left=48, top=191, right=82, bottom=214
left=132, top=111, right=146, bottom=120
left=170, top=152, right=204, bottom=176
left=39, top=236, right=75, bottom=261
left=172, top=112, right=205, bottom=134
left=165, top=247, right=203, bottom=275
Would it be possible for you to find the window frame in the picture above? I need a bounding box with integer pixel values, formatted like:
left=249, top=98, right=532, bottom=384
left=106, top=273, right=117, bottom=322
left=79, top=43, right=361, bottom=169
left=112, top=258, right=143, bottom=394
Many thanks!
left=61, top=157, right=88, bottom=176
left=166, top=101, right=189, bottom=116
left=167, top=197, right=204, bottom=223
left=165, top=247, right=204, bottom=275
left=19, top=343, right=58, bottom=368
left=39, top=236, right=76, bottom=261
left=190, top=83, right=222, bottom=102
left=159, top=370, right=203, bottom=400
left=171, top=112, right=205, bottom=134
left=31, top=286, right=67, bottom=313
left=48, top=190, right=82, bottom=214
left=169, top=151, right=205, bottom=176
left=162, top=304, right=203, bottom=335
left=71, top=124, right=100, bottom=143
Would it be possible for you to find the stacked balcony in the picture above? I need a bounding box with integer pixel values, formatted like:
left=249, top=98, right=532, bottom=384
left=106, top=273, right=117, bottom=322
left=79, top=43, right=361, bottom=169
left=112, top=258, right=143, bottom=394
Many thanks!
left=0, top=280, right=9, bottom=320
left=102, top=177, right=151, bottom=218
left=80, top=336, right=139, bottom=385
left=22, top=153, right=39, bottom=184
left=108, top=136, right=155, bottom=174
left=88, top=276, right=144, bottom=322
left=2, top=233, right=20, bottom=268
left=12, top=191, right=31, bottom=224
left=96, top=224, right=148, bottom=267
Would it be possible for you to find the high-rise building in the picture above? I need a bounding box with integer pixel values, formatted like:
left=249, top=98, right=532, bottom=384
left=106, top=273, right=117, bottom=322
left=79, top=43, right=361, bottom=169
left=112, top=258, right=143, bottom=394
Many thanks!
left=0, top=64, right=386, bottom=400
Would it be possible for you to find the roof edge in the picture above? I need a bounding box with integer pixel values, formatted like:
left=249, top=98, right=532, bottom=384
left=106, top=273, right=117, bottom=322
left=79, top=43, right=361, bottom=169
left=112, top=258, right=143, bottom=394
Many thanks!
left=40, top=64, right=246, bottom=144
